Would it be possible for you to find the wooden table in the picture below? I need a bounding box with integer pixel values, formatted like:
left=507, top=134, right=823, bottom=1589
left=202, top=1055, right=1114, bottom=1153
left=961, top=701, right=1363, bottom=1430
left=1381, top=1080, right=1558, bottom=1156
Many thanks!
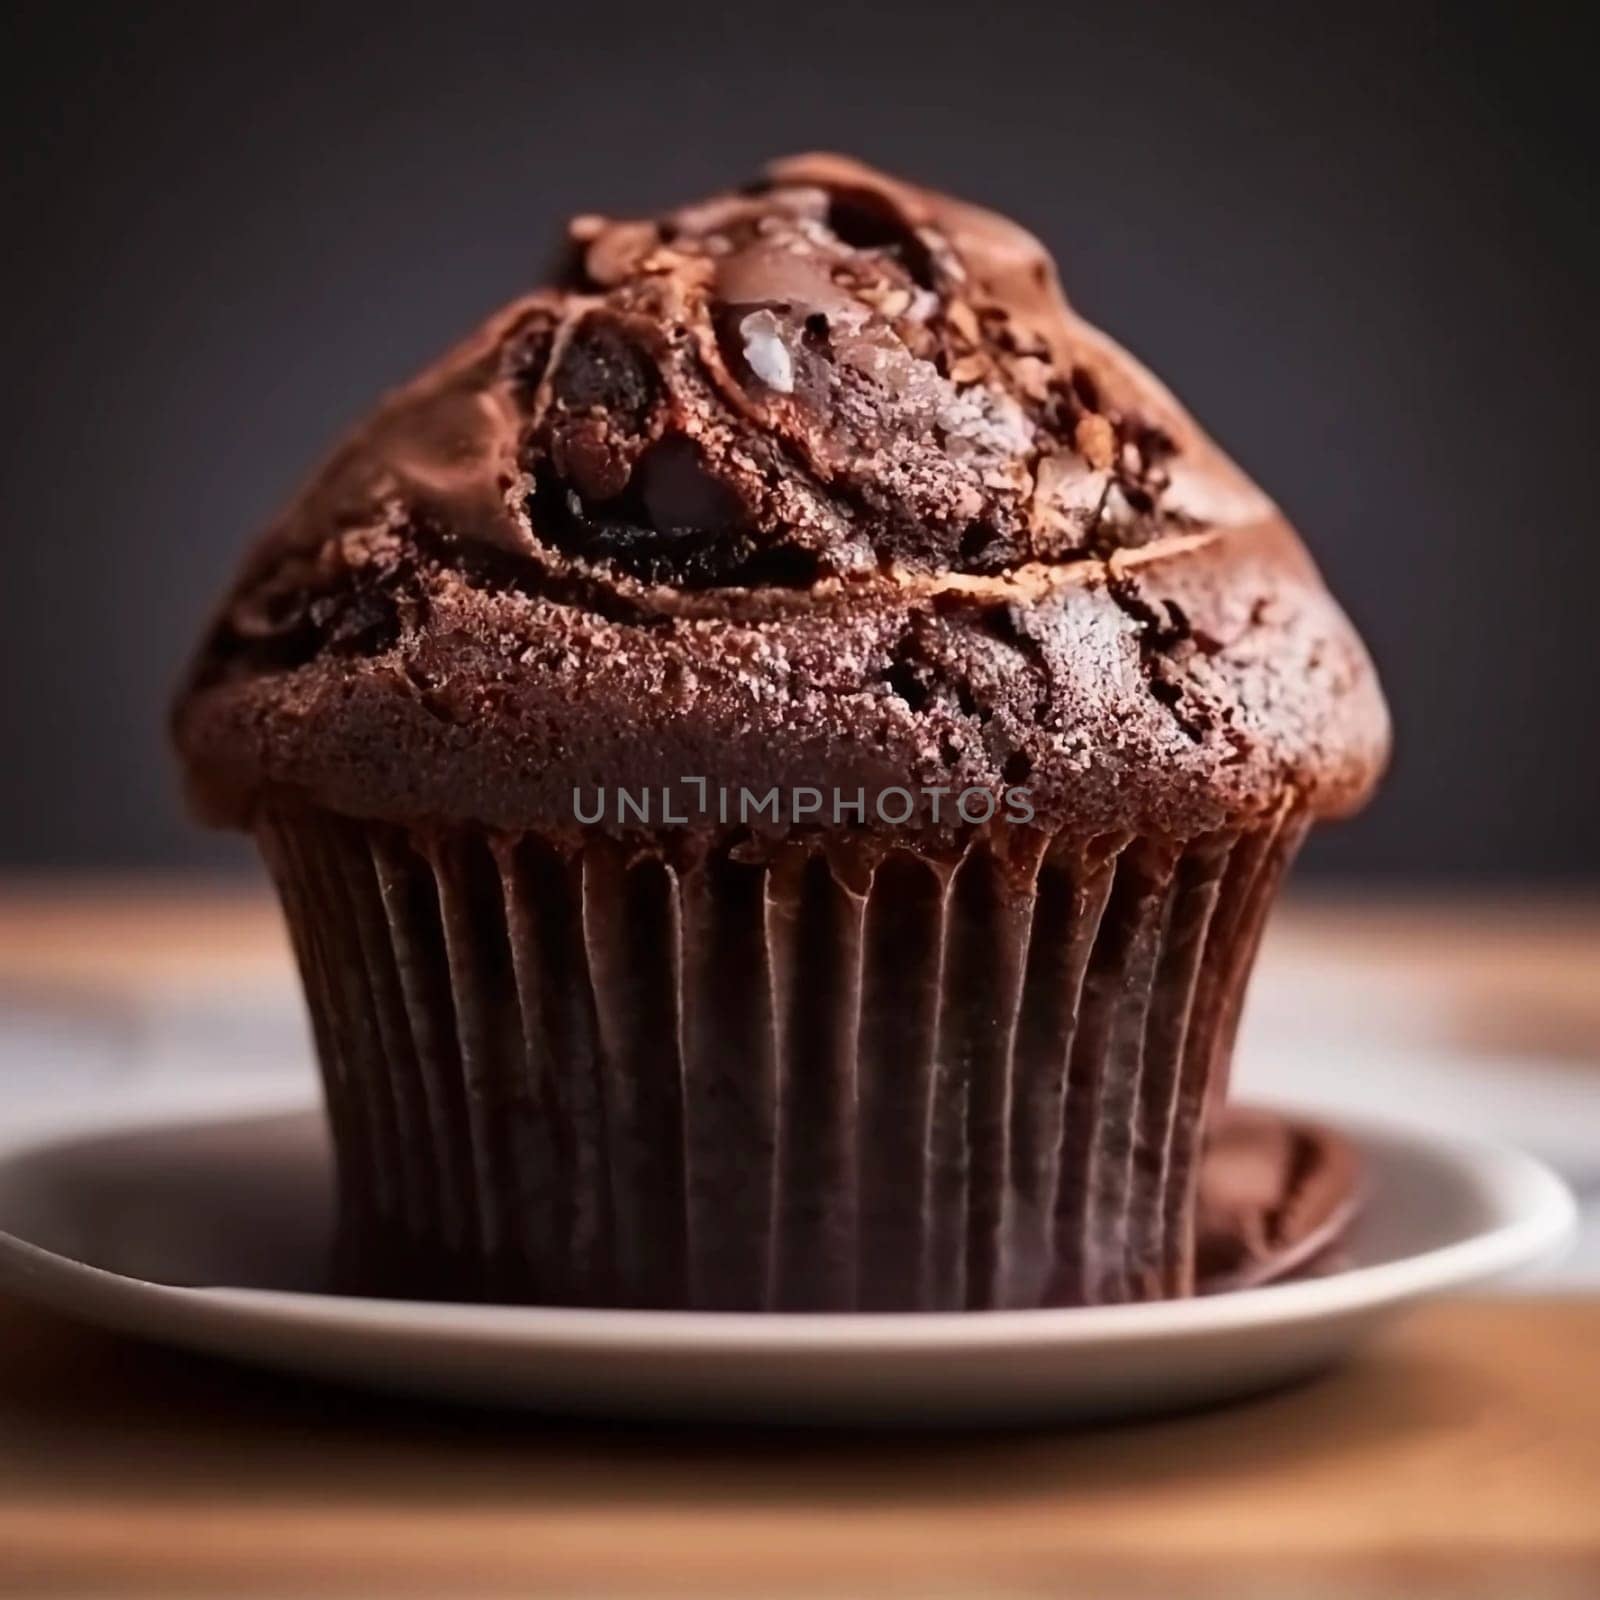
left=1, top=887, right=1598, bottom=1598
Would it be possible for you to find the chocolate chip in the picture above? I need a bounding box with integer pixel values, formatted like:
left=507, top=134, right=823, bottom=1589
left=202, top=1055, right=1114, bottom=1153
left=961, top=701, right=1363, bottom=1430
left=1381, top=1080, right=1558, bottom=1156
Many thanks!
left=552, top=319, right=659, bottom=426
left=528, top=436, right=821, bottom=589
left=823, top=189, right=936, bottom=287
left=637, top=437, right=742, bottom=535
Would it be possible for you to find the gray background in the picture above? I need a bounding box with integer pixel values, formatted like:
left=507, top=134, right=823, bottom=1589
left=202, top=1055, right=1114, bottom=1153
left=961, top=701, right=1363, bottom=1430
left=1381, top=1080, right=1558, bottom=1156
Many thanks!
left=2, top=1, right=1594, bottom=880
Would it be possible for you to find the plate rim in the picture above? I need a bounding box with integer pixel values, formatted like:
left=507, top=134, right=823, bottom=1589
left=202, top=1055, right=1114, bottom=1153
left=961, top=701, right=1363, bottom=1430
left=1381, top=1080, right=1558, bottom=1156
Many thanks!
left=0, top=1096, right=1577, bottom=1354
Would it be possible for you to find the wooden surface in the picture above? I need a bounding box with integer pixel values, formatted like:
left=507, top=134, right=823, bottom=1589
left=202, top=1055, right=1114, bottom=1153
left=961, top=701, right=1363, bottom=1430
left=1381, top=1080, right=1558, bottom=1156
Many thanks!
left=1, top=887, right=1598, bottom=1597
left=0, top=1295, right=1595, bottom=1598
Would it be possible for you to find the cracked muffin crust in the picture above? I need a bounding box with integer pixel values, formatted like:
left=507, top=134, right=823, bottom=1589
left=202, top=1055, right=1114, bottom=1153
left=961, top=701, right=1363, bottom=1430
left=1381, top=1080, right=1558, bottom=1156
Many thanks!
left=175, top=153, right=1388, bottom=841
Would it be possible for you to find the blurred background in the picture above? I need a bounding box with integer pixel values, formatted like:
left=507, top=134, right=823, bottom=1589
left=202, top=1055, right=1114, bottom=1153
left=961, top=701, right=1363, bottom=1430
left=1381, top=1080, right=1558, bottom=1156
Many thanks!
left=2, top=0, right=1595, bottom=882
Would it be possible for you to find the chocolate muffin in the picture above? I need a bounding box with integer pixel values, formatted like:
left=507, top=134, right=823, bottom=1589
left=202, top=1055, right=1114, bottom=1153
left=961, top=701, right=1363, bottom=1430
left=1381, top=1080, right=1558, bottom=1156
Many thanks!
left=174, top=154, right=1388, bottom=1311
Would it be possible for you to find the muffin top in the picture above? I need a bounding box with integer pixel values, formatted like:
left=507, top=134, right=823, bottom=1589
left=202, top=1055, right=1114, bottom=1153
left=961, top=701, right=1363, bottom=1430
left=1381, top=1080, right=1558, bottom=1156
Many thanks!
left=176, top=154, right=1388, bottom=841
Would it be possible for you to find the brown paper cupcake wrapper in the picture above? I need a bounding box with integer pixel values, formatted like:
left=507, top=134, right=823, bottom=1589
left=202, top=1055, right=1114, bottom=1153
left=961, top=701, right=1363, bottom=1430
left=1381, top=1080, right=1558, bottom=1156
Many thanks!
left=258, top=804, right=1308, bottom=1311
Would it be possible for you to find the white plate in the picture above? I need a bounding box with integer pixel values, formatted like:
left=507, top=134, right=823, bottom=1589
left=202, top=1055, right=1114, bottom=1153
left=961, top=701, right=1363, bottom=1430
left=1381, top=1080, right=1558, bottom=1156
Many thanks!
left=0, top=1087, right=1575, bottom=1426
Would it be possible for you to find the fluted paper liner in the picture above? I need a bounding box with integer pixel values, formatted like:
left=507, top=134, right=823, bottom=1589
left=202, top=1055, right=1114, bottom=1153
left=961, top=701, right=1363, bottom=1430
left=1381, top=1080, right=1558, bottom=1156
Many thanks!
left=258, top=804, right=1308, bottom=1310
